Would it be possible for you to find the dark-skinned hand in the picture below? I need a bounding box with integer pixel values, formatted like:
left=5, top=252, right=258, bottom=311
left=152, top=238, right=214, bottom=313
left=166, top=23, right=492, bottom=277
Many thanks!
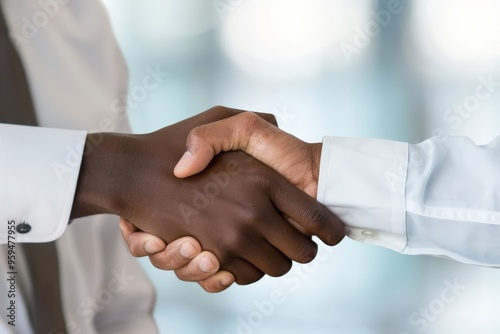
left=71, top=106, right=345, bottom=285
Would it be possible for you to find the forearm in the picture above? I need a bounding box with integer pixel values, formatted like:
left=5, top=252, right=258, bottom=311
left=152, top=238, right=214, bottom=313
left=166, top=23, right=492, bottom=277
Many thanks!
left=318, top=135, right=500, bottom=267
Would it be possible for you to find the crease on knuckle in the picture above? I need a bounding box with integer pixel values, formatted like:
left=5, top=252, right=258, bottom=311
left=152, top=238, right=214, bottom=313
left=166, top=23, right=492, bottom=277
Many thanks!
left=247, top=113, right=280, bottom=150
left=270, top=260, right=292, bottom=277
left=129, top=248, right=140, bottom=258
left=187, top=127, right=208, bottom=147
left=223, top=230, right=255, bottom=258
left=240, top=111, right=261, bottom=129
left=175, top=271, right=195, bottom=282
left=302, top=206, right=329, bottom=233
left=293, top=241, right=317, bottom=264
left=150, top=251, right=172, bottom=270
left=245, top=166, right=274, bottom=191
left=200, top=280, right=222, bottom=293
left=128, top=240, right=142, bottom=257
left=238, top=112, right=264, bottom=146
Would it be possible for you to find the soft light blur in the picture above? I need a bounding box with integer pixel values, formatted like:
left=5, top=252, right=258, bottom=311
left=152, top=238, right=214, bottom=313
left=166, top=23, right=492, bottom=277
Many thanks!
left=101, top=1, right=500, bottom=333
left=412, top=0, right=500, bottom=62
left=219, top=0, right=370, bottom=79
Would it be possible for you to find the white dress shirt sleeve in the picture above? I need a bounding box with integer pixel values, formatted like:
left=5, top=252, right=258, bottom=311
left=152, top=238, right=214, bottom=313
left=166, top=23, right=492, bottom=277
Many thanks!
left=317, top=135, right=500, bottom=267
left=0, top=124, right=87, bottom=244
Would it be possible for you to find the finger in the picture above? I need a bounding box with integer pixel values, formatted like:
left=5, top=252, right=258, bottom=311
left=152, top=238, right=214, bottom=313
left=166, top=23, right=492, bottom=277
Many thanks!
left=120, top=218, right=166, bottom=257
left=174, top=114, right=251, bottom=178
left=263, top=211, right=319, bottom=264
left=174, top=112, right=271, bottom=178
left=239, top=237, right=293, bottom=277
left=197, top=271, right=236, bottom=293
left=270, top=178, right=346, bottom=246
left=119, top=218, right=139, bottom=239
left=149, top=237, right=202, bottom=270
left=222, top=259, right=264, bottom=285
left=174, top=251, right=221, bottom=281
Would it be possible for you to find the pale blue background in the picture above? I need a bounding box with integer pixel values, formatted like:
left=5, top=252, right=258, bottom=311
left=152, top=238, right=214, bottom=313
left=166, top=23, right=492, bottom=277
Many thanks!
left=101, top=1, right=500, bottom=333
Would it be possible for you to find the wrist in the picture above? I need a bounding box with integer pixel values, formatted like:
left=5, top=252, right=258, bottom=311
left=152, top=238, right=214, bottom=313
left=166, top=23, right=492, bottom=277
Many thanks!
left=70, top=133, right=133, bottom=219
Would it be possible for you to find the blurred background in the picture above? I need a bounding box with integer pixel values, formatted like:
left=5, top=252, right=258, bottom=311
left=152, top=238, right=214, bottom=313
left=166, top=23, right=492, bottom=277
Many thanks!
left=100, top=0, right=500, bottom=333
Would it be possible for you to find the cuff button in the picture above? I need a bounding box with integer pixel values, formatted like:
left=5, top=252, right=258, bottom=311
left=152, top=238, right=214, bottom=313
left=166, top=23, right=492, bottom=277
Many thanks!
left=361, top=230, right=376, bottom=239
left=17, top=222, right=32, bottom=234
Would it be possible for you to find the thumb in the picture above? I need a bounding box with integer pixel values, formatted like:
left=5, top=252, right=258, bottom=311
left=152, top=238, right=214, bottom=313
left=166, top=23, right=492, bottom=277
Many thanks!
left=174, top=147, right=217, bottom=178
left=174, top=114, right=252, bottom=178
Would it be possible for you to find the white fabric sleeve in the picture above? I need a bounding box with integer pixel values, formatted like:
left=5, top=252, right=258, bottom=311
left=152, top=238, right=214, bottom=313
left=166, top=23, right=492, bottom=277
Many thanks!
left=0, top=124, right=87, bottom=244
left=317, top=135, right=500, bottom=267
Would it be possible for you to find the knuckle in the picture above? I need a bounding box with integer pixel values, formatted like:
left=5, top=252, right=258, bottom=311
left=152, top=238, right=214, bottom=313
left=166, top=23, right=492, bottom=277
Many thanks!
left=150, top=257, right=166, bottom=270
left=259, top=112, right=278, bottom=126
left=129, top=248, right=140, bottom=258
left=200, top=280, right=223, bottom=293
left=245, top=165, right=274, bottom=190
left=269, top=259, right=292, bottom=277
left=239, top=112, right=263, bottom=135
left=330, top=232, right=346, bottom=246
left=128, top=242, right=142, bottom=257
left=212, top=105, right=228, bottom=112
left=150, top=251, right=174, bottom=271
left=236, top=273, right=264, bottom=286
left=209, top=105, right=236, bottom=118
left=187, top=127, right=208, bottom=146
left=222, top=230, right=253, bottom=256
left=212, top=244, right=236, bottom=266
left=240, top=111, right=260, bottom=123
left=241, top=206, right=266, bottom=225
left=178, top=262, right=214, bottom=282
left=293, top=241, right=318, bottom=264
left=174, top=271, right=194, bottom=282
left=302, top=205, right=329, bottom=232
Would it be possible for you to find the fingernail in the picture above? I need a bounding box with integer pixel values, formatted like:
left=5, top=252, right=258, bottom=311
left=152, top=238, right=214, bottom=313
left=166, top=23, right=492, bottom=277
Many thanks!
left=179, top=241, right=197, bottom=258
left=199, top=256, right=217, bottom=273
left=220, top=275, right=235, bottom=287
left=175, top=151, right=193, bottom=172
left=145, top=240, right=160, bottom=254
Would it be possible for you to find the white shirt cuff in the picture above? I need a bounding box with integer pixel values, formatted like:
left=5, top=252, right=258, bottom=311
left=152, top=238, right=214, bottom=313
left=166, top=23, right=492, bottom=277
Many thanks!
left=0, top=124, right=87, bottom=243
left=317, top=136, right=409, bottom=252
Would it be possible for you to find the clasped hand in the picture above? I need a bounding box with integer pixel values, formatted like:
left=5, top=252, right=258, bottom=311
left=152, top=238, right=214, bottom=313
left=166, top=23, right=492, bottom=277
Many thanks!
left=72, top=106, right=345, bottom=291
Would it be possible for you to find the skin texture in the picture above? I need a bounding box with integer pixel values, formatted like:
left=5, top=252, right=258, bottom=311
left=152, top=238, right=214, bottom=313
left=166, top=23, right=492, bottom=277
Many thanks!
left=120, top=219, right=236, bottom=291
left=175, top=112, right=322, bottom=198
left=123, top=111, right=342, bottom=293
left=168, top=112, right=329, bottom=291
left=71, top=107, right=345, bottom=285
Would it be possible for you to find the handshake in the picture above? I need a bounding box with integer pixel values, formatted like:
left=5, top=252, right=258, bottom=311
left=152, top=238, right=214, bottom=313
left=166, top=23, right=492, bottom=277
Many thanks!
left=70, top=106, right=345, bottom=292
